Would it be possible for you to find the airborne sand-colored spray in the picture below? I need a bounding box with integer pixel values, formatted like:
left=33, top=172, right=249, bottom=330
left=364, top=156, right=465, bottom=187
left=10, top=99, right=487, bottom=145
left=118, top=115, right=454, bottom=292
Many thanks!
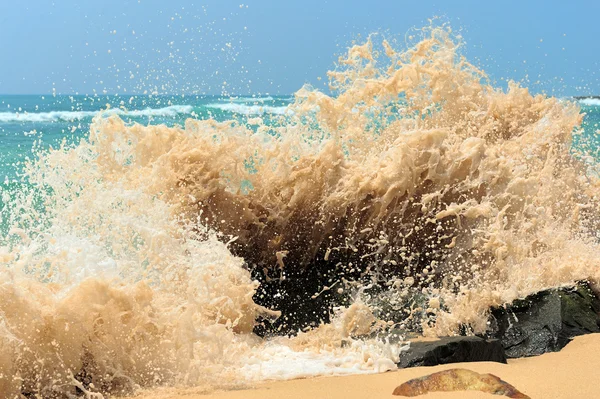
left=1, top=26, right=599, bottom=398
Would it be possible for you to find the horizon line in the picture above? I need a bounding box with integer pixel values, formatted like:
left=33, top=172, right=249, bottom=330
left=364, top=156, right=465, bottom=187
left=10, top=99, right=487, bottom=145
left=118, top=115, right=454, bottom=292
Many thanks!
left=0, top=93, right=294, bottom=97
left=0, top=93, right=597, bottom=99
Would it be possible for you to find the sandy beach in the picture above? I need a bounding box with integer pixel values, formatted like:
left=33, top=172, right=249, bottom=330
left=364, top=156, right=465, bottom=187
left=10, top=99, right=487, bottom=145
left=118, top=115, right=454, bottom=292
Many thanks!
left=127, top=333, right=600, bottom=399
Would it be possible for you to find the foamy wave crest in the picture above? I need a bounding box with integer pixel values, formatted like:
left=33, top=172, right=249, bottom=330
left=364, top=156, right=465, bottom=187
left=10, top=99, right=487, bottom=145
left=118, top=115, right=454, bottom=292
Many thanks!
left=228, top=96, right=275, bottom=103
left=3, top=25, right=600, bottom=398
left=578, top=98, right=600, bottom=106
left=0, top=105, right=194, bottom=123
left=206, top=102, right=289, bottom=115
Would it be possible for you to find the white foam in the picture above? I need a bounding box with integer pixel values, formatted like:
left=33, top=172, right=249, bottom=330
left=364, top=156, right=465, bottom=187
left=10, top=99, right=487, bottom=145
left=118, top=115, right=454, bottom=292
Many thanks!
left=227, top=96, right=275, bottom=103
left=578, top=98, right=600, bottom=106
left=3, top=25, right=600, bottom=398
left=206, top=102, right=290, bottom=115
left=241, top=342, right=399, bottom=381
left=0, top=105, right=194, bottom=123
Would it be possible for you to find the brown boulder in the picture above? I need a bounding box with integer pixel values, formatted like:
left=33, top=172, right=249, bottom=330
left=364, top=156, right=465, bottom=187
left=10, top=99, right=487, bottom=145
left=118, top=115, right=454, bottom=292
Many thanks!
left=392, top=368, right=530, bottom=398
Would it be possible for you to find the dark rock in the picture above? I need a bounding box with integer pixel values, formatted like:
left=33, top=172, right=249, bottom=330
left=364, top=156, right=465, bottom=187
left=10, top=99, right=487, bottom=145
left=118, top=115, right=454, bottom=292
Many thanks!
left=486, top=281, right=600, bottom=358
left=398, top=336, right=507, bottom=368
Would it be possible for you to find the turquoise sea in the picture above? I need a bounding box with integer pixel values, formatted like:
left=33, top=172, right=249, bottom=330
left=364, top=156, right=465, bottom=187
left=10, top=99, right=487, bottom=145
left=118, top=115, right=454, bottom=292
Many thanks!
left=1, top=93, right=598, bottom=236
left=0, top=94, right=293, bottom=238
left=3, top=35, right=600, bottom=396
left=1, top=94, right=598, bottom=183
left=0, top=94, right=294, bottom=181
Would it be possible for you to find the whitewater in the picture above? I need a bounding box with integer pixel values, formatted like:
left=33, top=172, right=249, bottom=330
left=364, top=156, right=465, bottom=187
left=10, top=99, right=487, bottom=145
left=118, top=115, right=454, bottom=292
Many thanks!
left=0, top=105, right=195, bottom=123
left=1, top=26, right=600, bottom=398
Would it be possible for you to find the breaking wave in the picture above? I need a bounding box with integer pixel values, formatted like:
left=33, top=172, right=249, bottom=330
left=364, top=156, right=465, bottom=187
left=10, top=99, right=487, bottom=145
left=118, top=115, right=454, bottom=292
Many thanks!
left=578, top=98, right=600, bottom=107
left=227, top=96, right=275, bottom=103
left=0, top=105, right=194, bottom=123
left=1, top=25, right=599, bottom=398
left=205, top=102, right=290, bottom=115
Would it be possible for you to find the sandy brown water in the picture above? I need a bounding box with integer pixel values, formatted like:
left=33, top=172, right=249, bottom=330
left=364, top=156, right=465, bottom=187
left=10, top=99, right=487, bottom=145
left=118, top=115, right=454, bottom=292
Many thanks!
left=3, top=25, right=600, bottom=398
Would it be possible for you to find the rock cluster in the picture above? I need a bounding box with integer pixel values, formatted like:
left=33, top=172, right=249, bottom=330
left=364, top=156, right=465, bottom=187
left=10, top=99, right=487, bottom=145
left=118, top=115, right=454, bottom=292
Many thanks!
left=397, top=281, right=600, bottom=368
left=398, top=336, right=506, bottom=368
left=485, top=282, right=600, bottom=358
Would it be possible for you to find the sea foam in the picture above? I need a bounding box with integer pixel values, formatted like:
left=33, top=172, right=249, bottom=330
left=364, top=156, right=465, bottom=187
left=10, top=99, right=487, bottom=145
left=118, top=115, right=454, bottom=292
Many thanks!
left=206, top=102, right=289, bottom=115
left=0, top=105, right=194, bottom=123
left=1, top=26, right=599, bottom=398
left=227, top=96, right=275, bottom=103
left=579, top=98, right=600, bottom=106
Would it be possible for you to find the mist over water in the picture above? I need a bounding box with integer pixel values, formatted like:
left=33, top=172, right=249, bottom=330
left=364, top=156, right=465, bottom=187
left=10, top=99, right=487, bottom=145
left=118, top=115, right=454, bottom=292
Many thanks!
left=1, top=26, right=600, bottom=398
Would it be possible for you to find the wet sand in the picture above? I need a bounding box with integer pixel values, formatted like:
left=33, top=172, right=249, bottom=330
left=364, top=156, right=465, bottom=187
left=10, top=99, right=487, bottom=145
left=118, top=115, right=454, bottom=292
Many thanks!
left=128, top=333, right=600, bottom=399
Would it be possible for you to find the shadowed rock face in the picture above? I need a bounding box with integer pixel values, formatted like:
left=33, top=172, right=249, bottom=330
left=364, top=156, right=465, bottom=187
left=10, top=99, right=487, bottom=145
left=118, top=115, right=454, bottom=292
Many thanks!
left=398, top=336, right=507, bottom=368
left=392, top=368, right=530, bottom=398
left=486, top=282, right=600, bottom=358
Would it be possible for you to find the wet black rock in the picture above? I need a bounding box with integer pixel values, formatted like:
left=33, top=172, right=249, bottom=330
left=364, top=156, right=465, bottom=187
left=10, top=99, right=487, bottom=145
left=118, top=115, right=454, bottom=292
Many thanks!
left=486, top=281, right=600, bottom=358
left=398, top=336, right=507, bottom=368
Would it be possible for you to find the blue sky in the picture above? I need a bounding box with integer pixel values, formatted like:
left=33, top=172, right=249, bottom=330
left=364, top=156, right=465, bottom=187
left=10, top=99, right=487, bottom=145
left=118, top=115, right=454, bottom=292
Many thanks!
left=0, top=0, right=598, bottom=96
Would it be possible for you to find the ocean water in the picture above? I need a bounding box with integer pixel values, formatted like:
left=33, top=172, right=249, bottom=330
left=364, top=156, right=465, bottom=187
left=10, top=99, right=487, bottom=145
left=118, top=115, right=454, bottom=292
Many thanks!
left=1, top=94, right=598, bottom=238
left=2, top=26, right=600, bottom=398
left=576, top=99, right=600, bottom=161
left=0, top=95, right=293, bottom=238
left=2, top=94, right=599, bottom=182
left=0, top=94, right=293, bottom=180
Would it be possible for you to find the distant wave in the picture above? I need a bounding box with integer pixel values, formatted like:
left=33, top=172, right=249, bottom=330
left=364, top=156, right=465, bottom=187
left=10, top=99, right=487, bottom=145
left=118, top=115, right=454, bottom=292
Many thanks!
left=206, top=103, right=289, bottom=115
left=227, top=96, right=275, bottom=103
left=578, top=98, right=600, bottom=106
left=0, top=105, right=194, bottom=123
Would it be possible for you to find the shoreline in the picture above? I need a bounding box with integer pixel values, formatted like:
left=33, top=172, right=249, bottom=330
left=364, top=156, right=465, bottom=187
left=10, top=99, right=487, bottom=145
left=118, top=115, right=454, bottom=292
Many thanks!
left=126, top=333, right=600, bottom=399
